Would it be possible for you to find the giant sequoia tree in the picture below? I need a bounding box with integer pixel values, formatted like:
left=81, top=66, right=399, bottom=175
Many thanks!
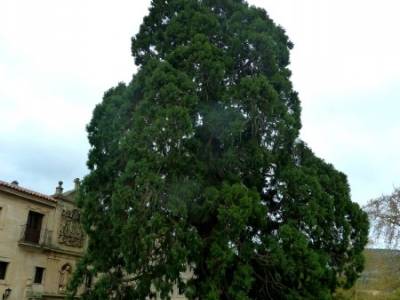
left=68, top=1, right=369, bottom=299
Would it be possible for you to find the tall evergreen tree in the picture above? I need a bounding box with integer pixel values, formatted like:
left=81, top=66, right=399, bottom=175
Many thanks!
left=68, top=1, right=369, bottom=299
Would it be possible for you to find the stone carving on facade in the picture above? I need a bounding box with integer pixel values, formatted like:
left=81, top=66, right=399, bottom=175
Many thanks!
left=58, top=209, right=85, bottom=248
left=58, top=264, right=72, bottom=293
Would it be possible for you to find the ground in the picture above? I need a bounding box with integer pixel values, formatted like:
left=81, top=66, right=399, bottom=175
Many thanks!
left=337, top=249, right=400, bottom=299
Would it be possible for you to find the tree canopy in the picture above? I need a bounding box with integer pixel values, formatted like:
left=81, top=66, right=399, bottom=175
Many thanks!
left=68, top=0, right=369, bottom=299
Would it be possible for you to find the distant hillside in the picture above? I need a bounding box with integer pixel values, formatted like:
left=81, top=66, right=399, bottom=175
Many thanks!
left=336, top=249, right=400, bottom=299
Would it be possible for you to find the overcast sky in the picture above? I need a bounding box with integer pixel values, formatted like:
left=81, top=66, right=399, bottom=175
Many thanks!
left=1, top=0, right=399, bottom=206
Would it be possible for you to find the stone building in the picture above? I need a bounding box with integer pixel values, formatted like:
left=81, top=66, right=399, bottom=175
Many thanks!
left=0, top=179, right=87, bottom=300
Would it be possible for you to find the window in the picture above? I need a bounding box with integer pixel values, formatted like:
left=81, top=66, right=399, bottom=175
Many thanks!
left=24, top=211, right=44, bottom=244
left=34, top=267, right=45, bottom=284
left=0, top=261, right=8, bottom=280
left=84, top=274, right=92, bottom=289
left=0, top=206, right=5, bottom=230
left=178, top=285, right=185, bottom=295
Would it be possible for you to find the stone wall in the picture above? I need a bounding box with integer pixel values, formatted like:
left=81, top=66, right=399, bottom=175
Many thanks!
left=0, top=181, right=85, bottom=300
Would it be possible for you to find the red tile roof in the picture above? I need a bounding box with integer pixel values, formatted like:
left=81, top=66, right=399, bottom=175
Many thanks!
left=0, top=180, right=56, bottom=202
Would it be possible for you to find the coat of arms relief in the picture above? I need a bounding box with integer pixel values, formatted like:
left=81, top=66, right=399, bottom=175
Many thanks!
left=58, top=209, right=85, bottom=248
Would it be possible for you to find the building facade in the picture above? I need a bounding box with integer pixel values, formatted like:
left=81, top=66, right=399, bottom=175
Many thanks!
left=0, top=179, right=87, bottom=300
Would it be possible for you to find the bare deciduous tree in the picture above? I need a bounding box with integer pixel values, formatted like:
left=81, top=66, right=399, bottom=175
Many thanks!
left=364, top=187, right=400, bottom=247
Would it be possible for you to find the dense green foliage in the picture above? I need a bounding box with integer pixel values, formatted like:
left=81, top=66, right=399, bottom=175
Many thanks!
left=68, top=0, right=369, bottom=299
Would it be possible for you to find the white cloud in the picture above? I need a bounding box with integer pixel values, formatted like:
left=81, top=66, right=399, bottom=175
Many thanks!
left=259, top=0, right=400, bottom=205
